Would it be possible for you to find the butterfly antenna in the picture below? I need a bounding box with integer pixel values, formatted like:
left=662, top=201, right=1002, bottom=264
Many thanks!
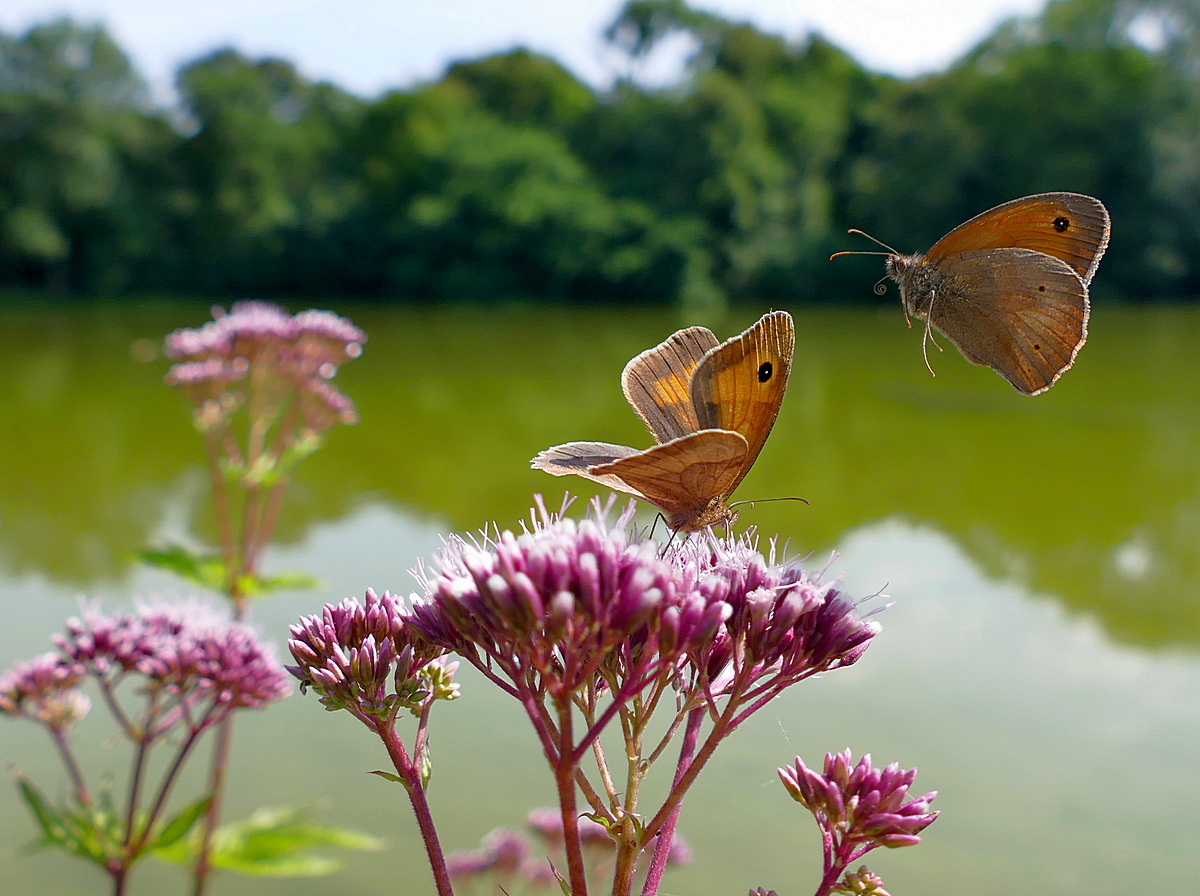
left=829, top=228, right=901, bottom=260
left=728, top=496, right=811, bottom=510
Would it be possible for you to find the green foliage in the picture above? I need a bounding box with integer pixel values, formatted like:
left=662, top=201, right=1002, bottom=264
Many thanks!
left=0, top=0, right=1198, bottom=301
left=152, top=806, right=383, bottom=877
left=16, top=775, right=210, bottom=868
left=136, top=543, right=319, bottom=596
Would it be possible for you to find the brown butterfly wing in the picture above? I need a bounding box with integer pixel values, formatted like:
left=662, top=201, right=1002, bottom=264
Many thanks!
left=622, top=326, right=720, bottom=443
left=531, top=442, right=651, bottom=499
left=926, top=192, right=1110, bottom=286
left=688, top=310, right=794, bottom=494
left=589, top=429, right=749, bottom=530
left=928, top=248, right=1089, bottom=395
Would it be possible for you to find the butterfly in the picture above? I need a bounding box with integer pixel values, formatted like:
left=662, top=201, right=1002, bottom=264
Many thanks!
left=834, top=192, right=1110, bottom=395
left=531, top=311, right=794, bottom=532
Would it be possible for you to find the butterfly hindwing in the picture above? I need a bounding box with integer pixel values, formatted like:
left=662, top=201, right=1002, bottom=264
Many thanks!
left=531, top=442, right=651, bottom=500
left=589, top=430, right=749, bottom=527
left=928, top=248, right=1088, bottom=395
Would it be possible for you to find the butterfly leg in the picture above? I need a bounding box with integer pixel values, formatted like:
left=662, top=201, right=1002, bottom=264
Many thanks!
left=658, top=522, right=682, bottom=558
left=919, top=290, right=945, bottom=377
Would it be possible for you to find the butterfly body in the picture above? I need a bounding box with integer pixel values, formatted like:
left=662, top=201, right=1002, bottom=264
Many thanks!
left=856, top=192, right=1110, bottom=395
left=532, top=311, right=794, bottom=532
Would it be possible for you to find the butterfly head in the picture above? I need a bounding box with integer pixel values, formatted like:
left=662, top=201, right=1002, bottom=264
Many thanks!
left=884, top=252, right=923, bottom=280
left=670, top=498, right=739, bottom=533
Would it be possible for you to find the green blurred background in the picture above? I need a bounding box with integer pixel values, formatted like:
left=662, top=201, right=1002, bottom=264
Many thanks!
left=2, top=0, right=1200, bottom=894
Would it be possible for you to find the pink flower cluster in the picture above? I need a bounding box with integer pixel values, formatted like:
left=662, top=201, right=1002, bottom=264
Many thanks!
left=2, top=602, right=291, bottom=736
left=0, top=652, right=88, bottom=729
left=779, top=749, right=939, bottom=853
left=164, top=301, right=364, bottom=434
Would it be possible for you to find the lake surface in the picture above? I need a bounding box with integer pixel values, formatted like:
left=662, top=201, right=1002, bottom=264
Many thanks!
left=1, top=299, right=1198, bottom=895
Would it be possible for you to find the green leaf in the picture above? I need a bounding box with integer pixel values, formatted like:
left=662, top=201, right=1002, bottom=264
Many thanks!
left=15, top=776, right=115, bottom=865
left=237, top=570, right=321, bottom=596
left=16, top=776, right=69, bottom=847
left=135, top=544, right=228, bottom=592
left=154, top=805, right=381, bottom=878
left=369, top=770, right=409, bottom=787
left=149, top=796, right=211, bottom=850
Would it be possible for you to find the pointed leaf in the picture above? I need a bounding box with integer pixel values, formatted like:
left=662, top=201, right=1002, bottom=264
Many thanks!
left=369, top=770, right=408, bottom=787
left=16, top=776, right=68, bottom=846
left=153, top=805, right=381, bottom=878
left=150, top=796, right=211, bottom=850
left=135, top=545, right=228, bottom=592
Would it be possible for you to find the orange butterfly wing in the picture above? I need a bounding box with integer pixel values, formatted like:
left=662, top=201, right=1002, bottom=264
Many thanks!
left=531, top=311, right=794, bottom=530
left=689, top=310, right=794, bottom=495
left=622, top=326, right=719, bottom=442
left=589, top=430, right=749, bottom=530
left=531, top=442, right=650, bottom=498
left=925, top=192, right=1110, bottom=286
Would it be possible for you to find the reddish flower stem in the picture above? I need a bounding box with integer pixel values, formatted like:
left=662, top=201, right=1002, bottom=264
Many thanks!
left=50, top=727, right=90, bottom=806
left=190, top=713, right=235, bottom=896
left=554, top=701, right=590, bottom=896
left=639, top=706, right=703, bottom=896
left=377, top=720, right=454, bottom=896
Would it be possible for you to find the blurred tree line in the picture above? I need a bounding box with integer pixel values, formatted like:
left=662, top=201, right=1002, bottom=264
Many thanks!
left=1, top=0, right=1198, bottom=304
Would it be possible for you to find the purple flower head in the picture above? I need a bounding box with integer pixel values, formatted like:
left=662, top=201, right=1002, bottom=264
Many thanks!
left=286, top=589, right=451, bottom=720
left=0, top=652, right=89, bottom=729
left=164, top=301, right=364, bottom=440
left=678, top=535, right=880, bottom=695
left=55, top=601, right=289, bottom=727
left=482, top=827, right=531, bottom=874
left=138, top=619, right=292, bottom=710
left=446, top=827, right=532, bottom=882
left=778, top=750, right=938, bottom=855
left=445, top=848, right=495, bottom=880
left=407, top=498, right=729, bottom=702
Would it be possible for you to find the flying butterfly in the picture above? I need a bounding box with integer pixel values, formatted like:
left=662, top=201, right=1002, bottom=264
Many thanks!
left=531, top=311, right=794, bottom=532
left=833, top=192, right=1110, bottom=395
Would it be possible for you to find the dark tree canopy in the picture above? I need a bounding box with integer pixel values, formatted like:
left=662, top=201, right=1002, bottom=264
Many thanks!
left=0, top=0, right=1197, bottom=303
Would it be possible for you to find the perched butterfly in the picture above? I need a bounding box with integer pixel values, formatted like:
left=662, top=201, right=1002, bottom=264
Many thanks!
left=531, top=311, right=794, bottom=531
left=834, top=192, right=1110, bottom=395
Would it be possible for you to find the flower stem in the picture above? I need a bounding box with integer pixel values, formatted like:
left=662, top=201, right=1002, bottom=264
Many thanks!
left=190, top=714, right=235, bottom=896
left=639, top=706, right=703, bottom=896
left=377, top=721, right=454, bottom=896
left=554, top=701, right=589, bottom=896
left=50, top=727, right=90, bottom=805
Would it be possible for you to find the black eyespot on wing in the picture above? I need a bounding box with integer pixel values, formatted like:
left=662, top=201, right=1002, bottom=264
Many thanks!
left=758, top=361, right=773, bottom=382
left=1033, top=343, right=1041, bottom=350
left=1053, top=216, right=1070, bottom=232
left=1038, top=285, right=1046, bottom=292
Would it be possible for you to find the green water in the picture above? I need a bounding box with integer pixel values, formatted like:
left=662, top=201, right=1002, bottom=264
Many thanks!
left=1, top=299, right=1198, bottom=895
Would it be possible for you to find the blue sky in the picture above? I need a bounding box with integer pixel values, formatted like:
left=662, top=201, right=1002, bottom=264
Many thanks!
left=1, top=0, right=1047, bottom=98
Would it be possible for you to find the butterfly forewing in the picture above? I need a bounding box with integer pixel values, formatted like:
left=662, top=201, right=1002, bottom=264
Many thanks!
left=589, top=430, right=749, bottom=527
left=622, top=326, right=720, bottom=442
left=689, top=310, right=794, bottom=488
left=926, top=192, right=1110, bottom=286
left=929, top=248, right=1088, bottom=395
